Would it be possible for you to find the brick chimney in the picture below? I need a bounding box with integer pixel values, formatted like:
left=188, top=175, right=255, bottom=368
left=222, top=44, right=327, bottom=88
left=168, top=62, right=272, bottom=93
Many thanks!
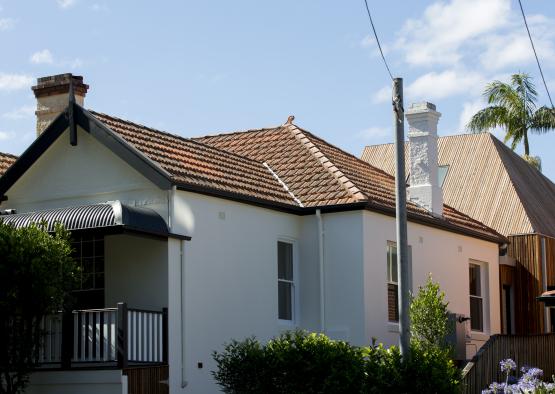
left=406, top=102, right=443, bottom=216
left=32, top=73, right=89, bottom=136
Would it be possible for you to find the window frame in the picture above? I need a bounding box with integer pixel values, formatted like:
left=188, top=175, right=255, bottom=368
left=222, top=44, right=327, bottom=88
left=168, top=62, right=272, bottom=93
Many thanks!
left=277, top=238, right=299, bottom=325
left=469, top=260, right=489, bottom=333
left=386, top=241, right=412, bottom=323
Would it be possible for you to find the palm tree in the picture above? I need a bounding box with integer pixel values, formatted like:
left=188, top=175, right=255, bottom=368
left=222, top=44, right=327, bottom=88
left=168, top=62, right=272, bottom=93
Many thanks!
left=467, top=73, right=555, bottom=156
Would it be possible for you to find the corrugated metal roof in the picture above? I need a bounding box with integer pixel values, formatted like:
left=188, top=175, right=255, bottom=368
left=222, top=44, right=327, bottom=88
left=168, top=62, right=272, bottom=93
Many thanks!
left=361, top=133, right=555, bottom=237
left=0, top=201, right=169, bottom=236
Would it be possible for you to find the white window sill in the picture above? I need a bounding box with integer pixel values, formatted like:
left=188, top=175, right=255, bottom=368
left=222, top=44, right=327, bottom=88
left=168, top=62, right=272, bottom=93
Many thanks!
left=469, top=331, right=489, bottom=342
left=387, top=322, right=400, bottom=333
left=278, top=319, right=296, bottom=328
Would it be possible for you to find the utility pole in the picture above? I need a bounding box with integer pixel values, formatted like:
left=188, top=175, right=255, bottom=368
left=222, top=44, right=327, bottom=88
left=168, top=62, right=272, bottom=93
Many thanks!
left=393, top=77, right=410, bottom=359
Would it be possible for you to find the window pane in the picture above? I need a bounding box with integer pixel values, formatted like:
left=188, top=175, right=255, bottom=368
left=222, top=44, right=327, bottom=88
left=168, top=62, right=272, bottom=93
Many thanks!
left=278, top=281, right=292, bottom=320
left=470, top=297, right=483, bottom=331
left=387, top=244, right=398, bottom=283
left=388, top=283, right=399, bottom=322
left=94, top=239, right=104, bottom=257
left=278, top=242, right=293, bottom=280
left=469, top=264, right=481, bottom=296
left=82, top=240, right=94, bottom=257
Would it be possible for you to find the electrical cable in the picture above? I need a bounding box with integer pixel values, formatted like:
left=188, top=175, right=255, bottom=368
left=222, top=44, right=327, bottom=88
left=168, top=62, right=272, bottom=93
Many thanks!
left=363, top=0, right=394, bottom=80
left=518, top=0, right=554, bottom=108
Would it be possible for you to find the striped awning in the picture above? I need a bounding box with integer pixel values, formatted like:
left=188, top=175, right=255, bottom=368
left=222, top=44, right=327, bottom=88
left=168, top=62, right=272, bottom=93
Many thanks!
left=0, top=201, right=170, bottom=237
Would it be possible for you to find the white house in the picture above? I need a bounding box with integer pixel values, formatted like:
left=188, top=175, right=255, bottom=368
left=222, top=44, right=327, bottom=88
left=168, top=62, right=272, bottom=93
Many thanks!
left=0, top=74, right=505, bottom=394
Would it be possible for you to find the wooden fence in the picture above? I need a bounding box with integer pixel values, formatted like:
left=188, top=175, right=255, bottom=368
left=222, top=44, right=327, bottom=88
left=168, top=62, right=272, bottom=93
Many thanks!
left=124, top=365, right=169, bottom=394
left=462, top=334, right=555, bottom=394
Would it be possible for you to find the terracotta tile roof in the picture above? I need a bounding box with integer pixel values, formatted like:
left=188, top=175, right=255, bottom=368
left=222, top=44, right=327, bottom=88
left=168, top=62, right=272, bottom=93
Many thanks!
left=0, top=113, right=504, bottom=242
left=90, top=112, right=297, bottom=207
left=0, top=152, right=17, bottom=177
left=195, top=125, right=505, bottom=242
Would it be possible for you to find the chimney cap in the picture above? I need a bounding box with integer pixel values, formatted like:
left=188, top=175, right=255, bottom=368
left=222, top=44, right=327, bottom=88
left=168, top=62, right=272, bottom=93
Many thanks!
left=32, top=73, right=89, bottom=98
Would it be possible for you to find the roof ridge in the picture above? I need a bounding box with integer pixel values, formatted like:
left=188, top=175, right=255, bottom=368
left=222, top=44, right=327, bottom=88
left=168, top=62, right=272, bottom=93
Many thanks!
left=285, top=124, right=368, bottom=202
left=194, top=125, right=285, bottom=140
left=0, top=151, right=19, bottom=159
left=90, top=110, right=274, bottom=169
left=490, top=135, right=555, bottom=232
left=300, top=126, right=404, bottom=184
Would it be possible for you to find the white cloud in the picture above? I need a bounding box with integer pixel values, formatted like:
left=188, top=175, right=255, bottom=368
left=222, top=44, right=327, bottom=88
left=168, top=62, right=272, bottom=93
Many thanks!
left=479, top=16, right=555, bottom=70
left=0, top=73, right=33, bottom=91
left=458, top=99, right=484, bottom=132
left=91, top=3, right=109, bottom=12
left=373, top=85, right=391, bottom=104
left=57, top=0, right=76, bottom=9
left=356, top=126, right=391, bottom=141
left=2, top=105, right=35, bottom=120
left=406, top=70, right=485, bottom=101
left=360, top=35, right=374, bottom=48
left=69, top=58, right=83, bottom=69
left=396, top=0, right=510, bottom=67
left=0, top=18, right=15, bottom=31
left=30, top=49, right=54, bottom=64
left=0, top=131, right=15, bottom=141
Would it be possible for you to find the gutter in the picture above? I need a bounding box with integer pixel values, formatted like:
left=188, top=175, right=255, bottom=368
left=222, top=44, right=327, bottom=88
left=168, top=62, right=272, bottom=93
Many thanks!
left=316, top=209, right=325, bottom=333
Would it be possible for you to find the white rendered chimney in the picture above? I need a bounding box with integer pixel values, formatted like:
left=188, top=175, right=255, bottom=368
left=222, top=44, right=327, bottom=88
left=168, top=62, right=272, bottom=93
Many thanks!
left=31, top=73, right=89, bottom=137
left=406, top=102, right=443, bottom=216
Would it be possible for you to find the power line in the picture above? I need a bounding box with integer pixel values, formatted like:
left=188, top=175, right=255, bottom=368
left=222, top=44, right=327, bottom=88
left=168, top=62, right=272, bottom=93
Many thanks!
left=518, top=0, right=554, bottom=108
left=363, top=0, right=393, bottom=80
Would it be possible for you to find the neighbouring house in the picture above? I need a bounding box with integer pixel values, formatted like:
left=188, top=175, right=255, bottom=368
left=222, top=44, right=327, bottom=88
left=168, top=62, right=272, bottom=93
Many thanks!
left=0, top=152, right=17, bottom=176
left=0, top=74, right=506, bottom=394
left=362, top=122, right=555, bottom=336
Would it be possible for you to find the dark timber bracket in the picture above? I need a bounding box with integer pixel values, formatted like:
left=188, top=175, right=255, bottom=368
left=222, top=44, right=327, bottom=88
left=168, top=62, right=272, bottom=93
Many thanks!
left=117, top=302, right=128, bottom=369
left=68, top=80, right=77, bottom=146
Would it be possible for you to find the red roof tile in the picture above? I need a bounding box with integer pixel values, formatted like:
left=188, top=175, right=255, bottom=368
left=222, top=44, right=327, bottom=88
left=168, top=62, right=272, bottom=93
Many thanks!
left=90, top=112, right=297, bottom=207
left=0, top=152, right=17, bottom=177
left=0, top=112, right=505, bottom=243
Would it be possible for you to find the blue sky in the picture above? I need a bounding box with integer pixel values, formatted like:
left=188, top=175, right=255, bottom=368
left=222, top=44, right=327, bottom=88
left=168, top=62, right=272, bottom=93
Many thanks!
left=1, top=0, right=555, bottom=179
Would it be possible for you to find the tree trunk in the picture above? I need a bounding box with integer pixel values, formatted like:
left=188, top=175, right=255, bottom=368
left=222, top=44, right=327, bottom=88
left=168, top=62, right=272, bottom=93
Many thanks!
left=524, top=130, right=530, bottom=156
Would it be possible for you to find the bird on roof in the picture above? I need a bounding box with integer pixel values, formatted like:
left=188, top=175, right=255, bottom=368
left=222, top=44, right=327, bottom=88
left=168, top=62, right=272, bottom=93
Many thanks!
left=285, top=115, right=295, bottom=125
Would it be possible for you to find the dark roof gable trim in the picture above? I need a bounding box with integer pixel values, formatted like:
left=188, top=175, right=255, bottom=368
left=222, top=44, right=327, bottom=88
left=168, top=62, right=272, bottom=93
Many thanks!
left=0, top=104, right=172, bottom=200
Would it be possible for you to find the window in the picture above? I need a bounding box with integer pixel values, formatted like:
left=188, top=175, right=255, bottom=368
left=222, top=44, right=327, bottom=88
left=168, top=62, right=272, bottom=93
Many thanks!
left=438, top=165, right=449, bottom=187
left=72, top=234, right=105, bottom=291
left=387, top=242, right=412, bottom=322
left=469, top=263, right=484, bottom=332
left=278, top=241, right=295, bottom=321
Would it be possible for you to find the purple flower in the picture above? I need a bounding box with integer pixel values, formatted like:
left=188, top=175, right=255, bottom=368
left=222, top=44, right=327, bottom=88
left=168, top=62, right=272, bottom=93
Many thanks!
left=500, top=358, right=517, bottom=373
left=524, top=367, right=543, bottom=379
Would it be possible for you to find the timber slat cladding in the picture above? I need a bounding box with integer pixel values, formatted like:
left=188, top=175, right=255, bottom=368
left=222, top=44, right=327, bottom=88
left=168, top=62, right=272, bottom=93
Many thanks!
left=462, top=334, right=555, bottom=394
left=546, top=236, right=555, bottom=288
left=124, top=365, right=168, bottom=394
left=509, top=234, right=544, bottom=334
left=362, top=133, right=555, bottom=238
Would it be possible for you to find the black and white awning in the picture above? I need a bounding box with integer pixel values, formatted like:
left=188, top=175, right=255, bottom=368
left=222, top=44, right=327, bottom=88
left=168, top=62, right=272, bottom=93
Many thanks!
left=0, top=200, right=185, bottom=239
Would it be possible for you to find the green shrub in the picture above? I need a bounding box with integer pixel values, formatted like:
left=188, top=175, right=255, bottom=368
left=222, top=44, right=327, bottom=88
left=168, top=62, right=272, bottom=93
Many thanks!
left=410, top=274, right=451, bottom=349
left=213, top=330, right=366, bottom=393
left=212, top=331, right=461, bottom=394
left=401, top=343, right=461, bottom=394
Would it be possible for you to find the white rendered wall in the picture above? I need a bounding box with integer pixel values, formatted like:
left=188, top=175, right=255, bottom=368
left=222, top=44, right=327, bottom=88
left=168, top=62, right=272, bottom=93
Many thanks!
left=362, top=210, right=501, bottom=352
left=319, top=211, right=366, bottom=344
left=25, top=370, right=123, bottom=394
left=170, top=190, right=318, bottom=394
left=1, top=127, right=168, bottom=220
left=105, top=233, right=168, bottom=310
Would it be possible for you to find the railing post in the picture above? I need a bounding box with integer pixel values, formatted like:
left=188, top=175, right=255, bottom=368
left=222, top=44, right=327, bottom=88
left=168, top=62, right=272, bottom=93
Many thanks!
left=117, top=302, right=128, bottom=369
left=162, top=307, right=168, bottom=364
left=61, top=311, right=73, bottom=369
